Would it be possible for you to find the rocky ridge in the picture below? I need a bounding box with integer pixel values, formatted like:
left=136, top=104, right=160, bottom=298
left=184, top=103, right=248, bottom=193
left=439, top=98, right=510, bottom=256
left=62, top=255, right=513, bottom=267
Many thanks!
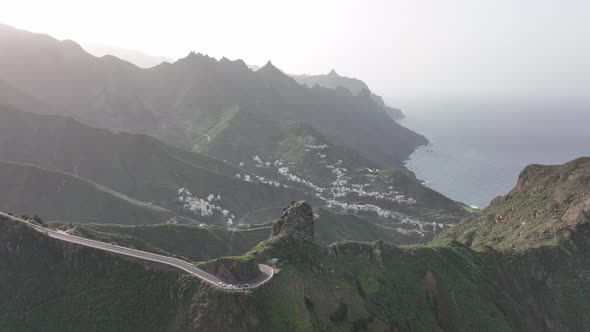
left=271, top=201, right=315, bottom=242
left=438, top=157, right=590, bottom=249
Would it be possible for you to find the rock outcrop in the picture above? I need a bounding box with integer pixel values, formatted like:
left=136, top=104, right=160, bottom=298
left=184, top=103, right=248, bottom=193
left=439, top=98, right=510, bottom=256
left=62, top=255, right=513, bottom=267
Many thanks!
left=200, top=257, right=261, bottom=284
left=562, top=198, right=590, bottom=226
left=271, top=201, right=314, bottom=242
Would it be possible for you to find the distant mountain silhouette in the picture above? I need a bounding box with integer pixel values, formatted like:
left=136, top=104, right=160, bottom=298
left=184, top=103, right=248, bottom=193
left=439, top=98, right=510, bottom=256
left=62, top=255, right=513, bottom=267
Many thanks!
left=0, top=23, right=422, bottom=170
left=81, top=42, right=174, bottom=68
left=292, top=69, right=405, bottom=120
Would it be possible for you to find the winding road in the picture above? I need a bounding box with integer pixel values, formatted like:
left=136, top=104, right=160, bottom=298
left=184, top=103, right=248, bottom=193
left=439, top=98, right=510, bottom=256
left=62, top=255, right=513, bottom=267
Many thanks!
left=0, top=212, right=273, bottom=289
left=184, top=121, right=213, bottom=142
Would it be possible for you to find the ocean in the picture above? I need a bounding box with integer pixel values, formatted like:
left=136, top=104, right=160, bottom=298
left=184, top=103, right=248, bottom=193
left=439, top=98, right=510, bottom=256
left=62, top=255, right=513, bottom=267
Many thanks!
left=398, top=98, right=590, bottom=208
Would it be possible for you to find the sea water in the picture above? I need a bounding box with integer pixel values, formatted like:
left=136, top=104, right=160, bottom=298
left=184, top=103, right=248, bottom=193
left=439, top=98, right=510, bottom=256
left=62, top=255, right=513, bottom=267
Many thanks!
left=398, top=98, right=590, bottom=208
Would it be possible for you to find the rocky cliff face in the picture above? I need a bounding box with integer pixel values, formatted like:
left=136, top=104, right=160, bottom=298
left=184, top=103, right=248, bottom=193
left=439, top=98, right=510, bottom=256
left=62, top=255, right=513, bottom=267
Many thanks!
left=271, top=201, right=314, bottom=242
left=200, top=257, right=261, bottom=284
left=438, top=157, right=590, bottom=249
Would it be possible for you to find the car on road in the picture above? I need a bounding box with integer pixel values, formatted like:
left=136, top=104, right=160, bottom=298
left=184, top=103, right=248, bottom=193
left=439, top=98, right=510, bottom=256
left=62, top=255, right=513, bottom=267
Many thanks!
left=243, top=283, right=250, bottom=289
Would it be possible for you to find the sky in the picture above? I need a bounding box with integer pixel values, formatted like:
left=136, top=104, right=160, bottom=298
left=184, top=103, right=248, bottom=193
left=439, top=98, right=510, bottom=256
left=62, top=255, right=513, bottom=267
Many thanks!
left=1, top=0, right=589, bottom=102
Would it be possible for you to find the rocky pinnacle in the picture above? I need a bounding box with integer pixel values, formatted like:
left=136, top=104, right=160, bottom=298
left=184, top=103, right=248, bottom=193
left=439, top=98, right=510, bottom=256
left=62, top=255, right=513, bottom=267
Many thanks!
left=271, top=201, right=314, bottom=242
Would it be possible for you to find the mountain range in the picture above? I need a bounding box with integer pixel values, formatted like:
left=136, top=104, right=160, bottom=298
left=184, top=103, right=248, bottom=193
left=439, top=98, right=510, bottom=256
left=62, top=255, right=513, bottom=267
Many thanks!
left=81, top=42, right=174, bottom=68
left=0, top=23, right=420, bottom=169
left=0, top=23, right=467, bottom=237
left=1, top=22, right=587, bottom=331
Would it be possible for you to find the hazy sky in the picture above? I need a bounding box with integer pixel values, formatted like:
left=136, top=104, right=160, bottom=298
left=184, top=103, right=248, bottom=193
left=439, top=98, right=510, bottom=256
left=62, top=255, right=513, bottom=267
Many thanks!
left=2, top=0, right=589, bottom=101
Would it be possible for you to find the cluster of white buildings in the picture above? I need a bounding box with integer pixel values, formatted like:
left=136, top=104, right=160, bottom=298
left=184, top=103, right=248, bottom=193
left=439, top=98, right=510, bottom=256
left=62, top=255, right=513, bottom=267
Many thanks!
left=253, top=174, right=283, bottom=187
left=304, top=143, right=329, bottom=152
left=235, top=173, right=284, bottom=188
left=325, top=200, right=396, bottom=218
left=330, top=183, right=416, bottom=204
left=230, top=146, right=424, bottom=230
left=177, top=188, right=236, bottom=226
left=235, top=174, right=252, bottom=182
left=277, top=167, right=324, bottom=193
left=325, top=161, right=417, bottom=205
left=252, top=155, right=271, bottom=168
left=324, top=200, right=439, bottom=236
left=400, top=217, right=445, bottom=233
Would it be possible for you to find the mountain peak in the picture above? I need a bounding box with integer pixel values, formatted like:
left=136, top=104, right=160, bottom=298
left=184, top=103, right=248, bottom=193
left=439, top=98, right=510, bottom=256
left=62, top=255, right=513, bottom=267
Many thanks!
left=328, top=69, right=339, bottom=76
left=257, top=60, right=290, bottom=79
left=261, top=60, right=278, bottom=70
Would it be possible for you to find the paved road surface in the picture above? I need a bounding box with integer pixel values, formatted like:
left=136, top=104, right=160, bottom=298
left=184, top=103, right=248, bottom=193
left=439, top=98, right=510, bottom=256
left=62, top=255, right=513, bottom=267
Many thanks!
left=184, top=121, right=213, bottom=142
left=0, top=211, right=273, bottom=289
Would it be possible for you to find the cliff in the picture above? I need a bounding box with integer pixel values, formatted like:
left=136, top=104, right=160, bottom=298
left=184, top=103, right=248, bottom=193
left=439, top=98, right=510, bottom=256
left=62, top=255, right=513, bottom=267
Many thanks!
left=438, top=157, right=590, bottom=249
left=199, top=257, right=261, bottom=284
left=271, top=201, right=315, bottom=242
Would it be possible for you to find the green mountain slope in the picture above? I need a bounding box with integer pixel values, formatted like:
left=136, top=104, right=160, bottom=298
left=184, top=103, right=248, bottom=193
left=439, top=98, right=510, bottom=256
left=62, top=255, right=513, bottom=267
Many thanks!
left=193, top=106, right=468, bottom=229
left=314, top=209, right=424, bottom=245
left=4, top=198, right=590, bottom=331
left=3, top=157, right=590, bottom=331
left=248, top=233, right=590, bottom=331
left=68, top=223, right=270, bottom=262
left=0, top=161, right=180, bottom=224
left=0, top=24, right=470, bottom=236
left=0, top=104, right=467, bottom=235
left=0, top=105, right=315, bottom=225
left=0, top=216, right=257, bottom=331
left=437, top=157, right=590, bottom=249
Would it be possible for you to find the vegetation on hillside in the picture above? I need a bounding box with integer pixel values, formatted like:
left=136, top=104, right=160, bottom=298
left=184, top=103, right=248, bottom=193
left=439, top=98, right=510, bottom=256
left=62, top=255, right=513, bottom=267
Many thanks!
left=246, top=218, right=590, bottom=331
left=0, top=216, right=260, bottom=331
left=55, top=208, right=426, bottom=264
left=0, top=105, right=314, bottom=225
left=0, top=161, right=181, bottom=224
left=438, top=157, right=590, bottom=249
left=4, top=154, right=590, bottom=331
